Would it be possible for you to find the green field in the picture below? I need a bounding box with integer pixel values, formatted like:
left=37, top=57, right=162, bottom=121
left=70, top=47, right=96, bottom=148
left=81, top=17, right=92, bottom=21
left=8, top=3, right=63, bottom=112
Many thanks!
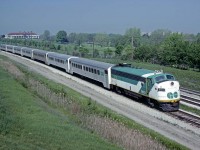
left=0, top=67, right=120, bottom=150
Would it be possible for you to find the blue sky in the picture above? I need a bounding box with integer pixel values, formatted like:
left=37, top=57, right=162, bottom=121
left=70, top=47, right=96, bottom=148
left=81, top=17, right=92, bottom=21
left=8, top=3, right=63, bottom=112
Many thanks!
left=0, top=0, right=200, bottom=35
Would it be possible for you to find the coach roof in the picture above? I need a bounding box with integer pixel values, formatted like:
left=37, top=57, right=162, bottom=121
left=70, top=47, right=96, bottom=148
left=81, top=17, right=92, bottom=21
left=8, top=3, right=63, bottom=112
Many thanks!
left=47, top=52, right=73, bottom=60
left=21, top=47, right=34, bottom=50
left=33, top=49, right=49, bottom=54
left=71, top=57, right=114, bottom=69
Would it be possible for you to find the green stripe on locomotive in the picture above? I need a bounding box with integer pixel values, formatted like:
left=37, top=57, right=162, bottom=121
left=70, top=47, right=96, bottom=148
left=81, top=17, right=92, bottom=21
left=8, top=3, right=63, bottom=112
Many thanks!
left=111, top=66, right=156, bottom=96
left=112, top=66, right=154, bottom=76
left=111, top=74, right=139, bottom=85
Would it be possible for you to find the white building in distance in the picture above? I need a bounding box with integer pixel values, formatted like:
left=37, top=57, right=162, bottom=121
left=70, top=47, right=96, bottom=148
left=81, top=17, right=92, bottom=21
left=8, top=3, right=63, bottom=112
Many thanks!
left=5, top=31, right=40, bottom=39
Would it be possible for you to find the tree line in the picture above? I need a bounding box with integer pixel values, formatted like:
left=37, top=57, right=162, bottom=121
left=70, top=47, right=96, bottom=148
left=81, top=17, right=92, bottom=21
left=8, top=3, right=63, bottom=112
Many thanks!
left=1, top=28, right=200, bottom=71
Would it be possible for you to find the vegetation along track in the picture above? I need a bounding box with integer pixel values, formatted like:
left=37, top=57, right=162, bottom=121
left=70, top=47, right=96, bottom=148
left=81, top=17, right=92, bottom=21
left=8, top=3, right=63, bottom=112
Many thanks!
left=167, top=109, right=200, bottom=128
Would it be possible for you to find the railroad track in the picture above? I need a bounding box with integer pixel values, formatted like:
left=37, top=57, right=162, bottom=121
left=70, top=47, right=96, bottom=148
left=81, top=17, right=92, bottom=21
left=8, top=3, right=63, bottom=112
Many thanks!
left=167, top=109, right=200, bottom=128
left=180, top=88, right=200, bottom=108
left=181, top=87, right=200, bottom=97
left=181, top=95, right=200, bottom=107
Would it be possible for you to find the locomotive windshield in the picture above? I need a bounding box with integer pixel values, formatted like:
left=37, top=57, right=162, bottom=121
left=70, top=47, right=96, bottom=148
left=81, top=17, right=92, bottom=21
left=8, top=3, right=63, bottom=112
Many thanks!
left=155, top=75, right=165, bottom=82
left=166, top=74, right=175, bottom=80
left=155, top=74, right=175, bottom=83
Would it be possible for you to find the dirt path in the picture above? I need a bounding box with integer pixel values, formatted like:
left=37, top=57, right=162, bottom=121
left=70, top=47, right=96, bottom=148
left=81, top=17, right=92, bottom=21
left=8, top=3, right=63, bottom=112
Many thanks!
left=1, top=51, right=200, bottom=150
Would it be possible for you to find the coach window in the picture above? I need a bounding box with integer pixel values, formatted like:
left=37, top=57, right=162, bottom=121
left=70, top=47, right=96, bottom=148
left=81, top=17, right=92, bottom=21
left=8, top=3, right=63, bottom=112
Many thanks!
left=83, top=66, right=86, bottom=70
left=105, top=70, right=108, bottom=74
left=86, top=67, right=88, bottom=71
left=91, top=68, right=94, bottom=73
left=97, top=70, right=100, bottom=75
left=94, top=69, right=97, bottom=74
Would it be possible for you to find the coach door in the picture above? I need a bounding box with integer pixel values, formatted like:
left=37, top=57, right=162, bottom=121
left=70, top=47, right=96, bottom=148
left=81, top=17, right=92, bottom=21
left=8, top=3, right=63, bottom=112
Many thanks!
left=146, top=78, right=153, bottom=95
left=69, top=60, right=73, bottom=74
left=104, top=69, right=109, bottom=88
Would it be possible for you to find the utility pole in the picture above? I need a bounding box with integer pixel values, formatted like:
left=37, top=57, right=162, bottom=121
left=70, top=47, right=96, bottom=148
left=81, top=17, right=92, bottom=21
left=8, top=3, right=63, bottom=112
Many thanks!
left=131, top=36, right=134, bottom=60
left=92, top=38, right=94, bottom=58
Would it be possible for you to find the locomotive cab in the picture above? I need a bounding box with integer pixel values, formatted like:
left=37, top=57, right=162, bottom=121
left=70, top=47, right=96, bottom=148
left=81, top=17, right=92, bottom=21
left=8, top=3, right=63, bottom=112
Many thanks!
left=148, top=73, right=180, bottom=111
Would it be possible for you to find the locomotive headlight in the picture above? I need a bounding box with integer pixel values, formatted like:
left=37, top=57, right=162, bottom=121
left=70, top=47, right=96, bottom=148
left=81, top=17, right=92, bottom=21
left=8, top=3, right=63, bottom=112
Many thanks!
left=167, top=92, right=173, bottom=99
left=174, top=92, right=178, bottom=98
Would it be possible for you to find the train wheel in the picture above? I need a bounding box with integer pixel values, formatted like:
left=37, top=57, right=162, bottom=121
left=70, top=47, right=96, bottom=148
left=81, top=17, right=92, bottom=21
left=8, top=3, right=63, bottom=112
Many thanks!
left=147, top=98, right=155, bottom=108
left=116, top=87, right=122, bottom=94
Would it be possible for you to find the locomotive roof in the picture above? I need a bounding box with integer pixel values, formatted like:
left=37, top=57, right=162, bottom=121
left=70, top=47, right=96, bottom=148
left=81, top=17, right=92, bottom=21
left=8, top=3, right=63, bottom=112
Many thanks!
left=112, top=66, right=156, bottom=77
left=47, top=52, right=73, bottom=60
left=71, top=57, right=114, bottom=69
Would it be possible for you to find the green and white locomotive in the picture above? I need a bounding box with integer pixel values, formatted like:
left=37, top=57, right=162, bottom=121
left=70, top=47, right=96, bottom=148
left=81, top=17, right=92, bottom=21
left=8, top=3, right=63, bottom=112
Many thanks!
left=110, top=64, right=180, bottom=111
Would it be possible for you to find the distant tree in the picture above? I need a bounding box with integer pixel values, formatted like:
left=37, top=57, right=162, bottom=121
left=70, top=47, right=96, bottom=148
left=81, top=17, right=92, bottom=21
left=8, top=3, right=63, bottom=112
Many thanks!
left=104, top=48, right=113, bottom=58
left=123, top=45, right=134, bottom=60
left=189, top=43, right=200, bottom=70
left=95, top=33, right=109, bottom=47
left=56, top=30, right=68, bottom=43
left=49, top=43, right=56, bottom=50
left=93, top=49, right=99, bottom=58
left=42, top=30, right=50, bottom=41
left=109, top=34, right=124, bottom=47
left=124, top=27, right=141, bottom=48
left=196, top=33, right=200, bottom=44
left=183, top=33, right=195, bottom=42
left=79, top=47, right=89, bottom=57
left=161, top=33, right=189, bottom=68
left=1, top=35, right=5, bottom=38
left=68, top=33, right=77, bottom=43
left=149, top=29, right=171, bottom=45
left=57, top=45, right=61, bottom=50
left=115, top=45, right=123, bottom=57
left=135, top=45, right=155, bottom=62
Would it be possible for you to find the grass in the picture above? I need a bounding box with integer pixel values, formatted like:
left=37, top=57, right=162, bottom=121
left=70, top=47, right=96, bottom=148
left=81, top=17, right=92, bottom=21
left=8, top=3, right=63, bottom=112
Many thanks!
left=180, top=104, right=200, bottom=116
left=0, top=67, right=120, bottom=150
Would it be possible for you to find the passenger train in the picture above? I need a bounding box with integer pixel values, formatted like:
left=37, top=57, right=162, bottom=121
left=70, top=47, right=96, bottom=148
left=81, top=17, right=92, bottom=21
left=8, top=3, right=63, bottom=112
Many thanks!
left=0, top=44, right=180, bottom=111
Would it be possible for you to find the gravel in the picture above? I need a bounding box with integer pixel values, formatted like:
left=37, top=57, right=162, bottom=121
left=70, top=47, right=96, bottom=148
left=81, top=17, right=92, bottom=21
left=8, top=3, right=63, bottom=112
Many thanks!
left=1, top=51, right=200, bottom=150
